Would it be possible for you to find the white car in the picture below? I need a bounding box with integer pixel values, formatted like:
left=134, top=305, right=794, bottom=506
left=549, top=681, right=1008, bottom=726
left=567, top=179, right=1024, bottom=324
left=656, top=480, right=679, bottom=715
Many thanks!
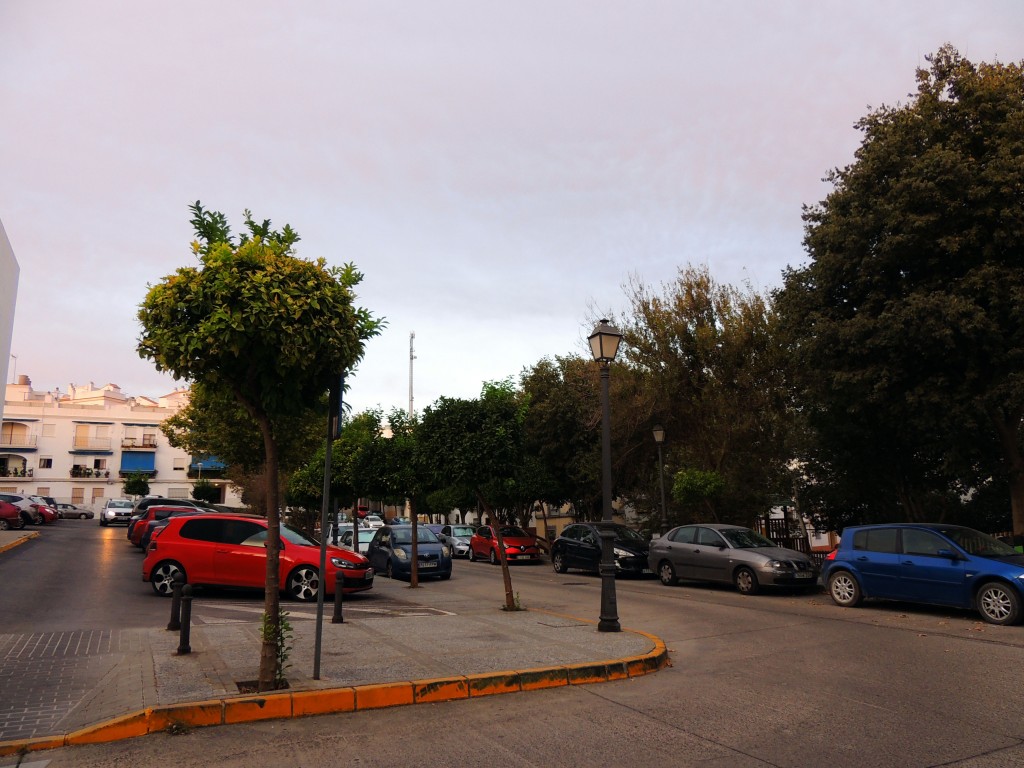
left=363, top=515, right=385, bottom=530
left=338, top=528, right=372, bottom=554
left=99, top=498, right=134, bottom=526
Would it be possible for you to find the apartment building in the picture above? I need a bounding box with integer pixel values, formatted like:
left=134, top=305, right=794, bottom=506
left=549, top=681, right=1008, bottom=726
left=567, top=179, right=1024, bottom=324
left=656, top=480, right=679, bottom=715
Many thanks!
left=0, top=376, right=240, bottom=509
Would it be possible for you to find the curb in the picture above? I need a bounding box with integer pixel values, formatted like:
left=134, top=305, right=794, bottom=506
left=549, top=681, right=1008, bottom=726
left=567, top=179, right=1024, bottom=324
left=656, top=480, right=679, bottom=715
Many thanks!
left=0, top=618, right=668, bottom=757
left=0, top=531, right=38, bottom=555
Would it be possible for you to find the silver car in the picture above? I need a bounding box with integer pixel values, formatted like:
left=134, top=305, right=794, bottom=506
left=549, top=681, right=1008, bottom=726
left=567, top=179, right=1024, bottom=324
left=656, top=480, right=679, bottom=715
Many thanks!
left=648, top=523, right=818, bottom=594
left=436, top=524, right=475, bottom=558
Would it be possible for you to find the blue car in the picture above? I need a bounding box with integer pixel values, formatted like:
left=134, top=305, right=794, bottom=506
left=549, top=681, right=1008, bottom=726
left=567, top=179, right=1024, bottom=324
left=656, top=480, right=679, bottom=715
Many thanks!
left=822, top=523, right=1024, bottom=625
left=366, top=524, right=453, bottom=581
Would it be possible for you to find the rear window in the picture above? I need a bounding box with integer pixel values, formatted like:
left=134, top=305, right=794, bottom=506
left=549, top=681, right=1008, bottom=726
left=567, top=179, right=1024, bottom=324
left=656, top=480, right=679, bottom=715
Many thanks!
left=852, top=528, right=899, bottom=554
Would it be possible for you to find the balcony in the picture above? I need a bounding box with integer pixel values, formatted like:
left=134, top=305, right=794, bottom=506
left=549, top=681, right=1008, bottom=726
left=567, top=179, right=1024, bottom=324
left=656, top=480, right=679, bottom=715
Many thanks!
left=0, top=434, right=38, bottom=449
left=70, top=467, right=111, bottom=479
left=121, top=438, right=158, bottom=450
left=72, top=436, right=112, bottom=451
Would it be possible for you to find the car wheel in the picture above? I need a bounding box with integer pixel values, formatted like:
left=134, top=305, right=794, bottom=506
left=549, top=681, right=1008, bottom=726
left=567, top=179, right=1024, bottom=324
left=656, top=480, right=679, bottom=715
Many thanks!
left=552, top=551, right=568, bottom=574
left=151, top=561, right=186, bottom=597
left=489, top=549, right=499, bottom=565
left=440, top=572, right=451, bottom=581
left=977, top=581, right=1021, bottom=625
left=827, top=570, right=862, bottom=607
left=734, top=567, right=760, bottom=595
left=100, top=518, right=107, bottom=526
left=286, top=566, right=319, bottom=601
left=0, top=519, right=8, bottom=531
left=468, top=547, right=476, bottom=562
left=658, top=560, right=677, bottom=586
left=80, top=513, right=88, bottom=520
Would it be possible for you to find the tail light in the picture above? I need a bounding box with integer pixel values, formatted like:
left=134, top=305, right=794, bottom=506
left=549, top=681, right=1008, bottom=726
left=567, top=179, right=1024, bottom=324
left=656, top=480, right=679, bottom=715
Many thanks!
left=824, top=550, right=836, bottom=561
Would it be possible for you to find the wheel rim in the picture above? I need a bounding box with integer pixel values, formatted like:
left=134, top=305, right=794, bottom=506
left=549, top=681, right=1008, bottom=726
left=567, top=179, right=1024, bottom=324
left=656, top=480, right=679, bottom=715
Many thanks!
left=80, top=514, right=87, bottom=519
left=289, top=567, right=319, bottom=601
left=980, top=586, right=1012, bottom=622
left=0, top=520, right=8, bottom=530
left=659, top=562, right=674, bottom=585
left=490, top=550, right=498, bottom=564
left=831, top=575, right=855, bottom=603
left=152, top=563, right=182, bottom=596
left=736, top=570, right=753, bottom=593
left=553, top=553, right=563, bottom=572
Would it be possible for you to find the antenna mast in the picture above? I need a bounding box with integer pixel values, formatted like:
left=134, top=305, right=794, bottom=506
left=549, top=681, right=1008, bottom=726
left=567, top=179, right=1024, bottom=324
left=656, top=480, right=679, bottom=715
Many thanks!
left=408, top=331, right=416, bottom=417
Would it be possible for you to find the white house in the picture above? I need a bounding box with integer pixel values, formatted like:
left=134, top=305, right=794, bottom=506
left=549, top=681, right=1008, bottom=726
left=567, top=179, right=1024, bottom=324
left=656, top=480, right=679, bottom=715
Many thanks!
left=0, top=376, right=241, bottom=509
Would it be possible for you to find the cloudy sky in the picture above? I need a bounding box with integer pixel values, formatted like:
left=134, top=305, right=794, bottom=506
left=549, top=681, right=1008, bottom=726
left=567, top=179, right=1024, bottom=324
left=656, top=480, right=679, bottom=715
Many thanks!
left=2, top=1, right=1022, bottom=415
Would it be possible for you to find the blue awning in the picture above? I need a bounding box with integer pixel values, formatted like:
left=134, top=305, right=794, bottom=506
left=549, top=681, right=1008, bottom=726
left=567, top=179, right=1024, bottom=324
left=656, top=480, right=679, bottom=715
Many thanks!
left=191, top=456, right=226, bottom=470
left=120, top=453, right=156, bottom=472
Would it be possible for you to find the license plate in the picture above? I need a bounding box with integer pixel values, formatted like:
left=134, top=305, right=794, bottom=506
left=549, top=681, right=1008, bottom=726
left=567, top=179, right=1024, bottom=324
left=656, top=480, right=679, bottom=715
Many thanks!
left=420, top=562, right=438, bottom=568
left=794, top=572, right=813, bottom=578
left=642, top=568, right=654, bottom=574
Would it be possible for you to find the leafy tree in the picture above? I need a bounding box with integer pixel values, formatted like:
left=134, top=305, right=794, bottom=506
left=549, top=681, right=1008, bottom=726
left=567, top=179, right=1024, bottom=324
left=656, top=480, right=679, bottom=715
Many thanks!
left=137, top=202, right=382, bottom=689
left=122, top=472, right=150, bottom=498
left=775, top=46, right=1024, bottom=537
left=418, top=381, right=527, bottom=609
left=191, top=479, right=220, bottom=505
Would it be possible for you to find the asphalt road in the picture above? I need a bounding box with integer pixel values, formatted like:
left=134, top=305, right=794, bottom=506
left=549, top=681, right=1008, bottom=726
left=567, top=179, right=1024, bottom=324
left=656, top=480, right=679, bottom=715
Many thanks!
left=4, top=525, right=1024, bottom=767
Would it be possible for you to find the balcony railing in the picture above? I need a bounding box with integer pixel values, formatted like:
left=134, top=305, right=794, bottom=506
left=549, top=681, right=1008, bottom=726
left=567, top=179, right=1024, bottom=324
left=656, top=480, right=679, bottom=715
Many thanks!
left=72, top=436, right=112, bottom=450
left=0, top=434, right=38, bottom=448
left=121, top=438, right=158, bottom=450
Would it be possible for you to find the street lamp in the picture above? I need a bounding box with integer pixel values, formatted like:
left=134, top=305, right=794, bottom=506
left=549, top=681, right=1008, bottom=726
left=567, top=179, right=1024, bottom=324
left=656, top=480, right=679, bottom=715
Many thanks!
left=653, top=425, right=669, bottom=536
left=197, top=463, right=203, bottom=482
left=588, top=318, right=623, bottom=633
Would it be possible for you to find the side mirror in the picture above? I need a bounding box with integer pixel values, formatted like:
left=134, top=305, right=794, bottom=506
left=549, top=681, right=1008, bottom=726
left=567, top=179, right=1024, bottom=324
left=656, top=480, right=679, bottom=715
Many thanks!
left=937, top=548, right=961, bottom=560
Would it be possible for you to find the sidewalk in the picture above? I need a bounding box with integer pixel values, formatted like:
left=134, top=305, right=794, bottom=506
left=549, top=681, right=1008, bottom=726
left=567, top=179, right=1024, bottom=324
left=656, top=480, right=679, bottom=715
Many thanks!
left=0, top=530, right=667, bottom=757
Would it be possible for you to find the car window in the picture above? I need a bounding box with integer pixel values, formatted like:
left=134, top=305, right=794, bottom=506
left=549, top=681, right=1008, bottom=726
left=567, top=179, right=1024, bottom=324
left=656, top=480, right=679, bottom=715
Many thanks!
left=451, top=525, right=474, bottom=537
left=241, top=529, right=269, bottom=547
left=477, top=527, right=491, bottom=538
left=720, top=528, right=776, bottom=549
left=852, top=528, right=899, bottom=553
left=902, top=529, right=950, bottom=557
left=500, top=526, right=528, bottom=538
left=696, top=527, right=726, bottom=547
left=670, top=526, right=696, bottom=544
left=179, top=518, right=224, bottom=542
left=393, top=527, right=440, bottom=545
left=222, top=520, right=266, bottom=545
left=935, top=526, right=1017, bottom=557
left=611, top=525, right=645, bottom=542
left=561, top=526, right=581, bottom=541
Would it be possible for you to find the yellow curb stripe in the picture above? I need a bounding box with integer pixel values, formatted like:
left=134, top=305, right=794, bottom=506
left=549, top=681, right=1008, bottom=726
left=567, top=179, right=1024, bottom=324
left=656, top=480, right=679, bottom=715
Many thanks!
left=0, top=532, right=39, bottom=555
left=0, top=613, right=670, bottom=757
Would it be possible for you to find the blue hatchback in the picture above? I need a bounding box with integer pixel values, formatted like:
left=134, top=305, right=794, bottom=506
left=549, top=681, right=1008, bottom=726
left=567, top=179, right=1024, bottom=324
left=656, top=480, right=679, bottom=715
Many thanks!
left=366, top=524, right=453, bottom=581
left=822, top=523, right=1024, bottom=625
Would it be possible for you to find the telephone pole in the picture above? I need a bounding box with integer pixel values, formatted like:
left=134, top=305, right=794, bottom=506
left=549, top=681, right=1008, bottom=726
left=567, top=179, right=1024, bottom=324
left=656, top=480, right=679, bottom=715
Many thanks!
left=408, top=331, right=416, bottom=418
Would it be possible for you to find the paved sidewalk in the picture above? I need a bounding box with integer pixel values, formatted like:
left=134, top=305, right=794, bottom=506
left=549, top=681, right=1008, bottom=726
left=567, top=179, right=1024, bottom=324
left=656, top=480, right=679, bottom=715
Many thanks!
left=0, top=529, right=666, bottom=757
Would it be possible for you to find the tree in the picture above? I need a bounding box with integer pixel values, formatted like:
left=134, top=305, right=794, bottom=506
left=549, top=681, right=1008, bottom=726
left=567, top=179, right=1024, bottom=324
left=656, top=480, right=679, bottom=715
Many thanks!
left=123, top=472, right=150, bottom=498
left=138, top=202, right=382, bottom=690
left=191, top=479, right=220, bottom=505
left=775, top=46, right=1024, bottom=537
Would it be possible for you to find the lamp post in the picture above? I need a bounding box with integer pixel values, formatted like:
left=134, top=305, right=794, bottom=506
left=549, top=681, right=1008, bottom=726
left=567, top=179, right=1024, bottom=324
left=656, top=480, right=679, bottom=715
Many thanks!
left=197, top=463, right=203, bottom=482
left=588, top=318, right=623, bottom=633
left=653, top=425, right=669, bottom=536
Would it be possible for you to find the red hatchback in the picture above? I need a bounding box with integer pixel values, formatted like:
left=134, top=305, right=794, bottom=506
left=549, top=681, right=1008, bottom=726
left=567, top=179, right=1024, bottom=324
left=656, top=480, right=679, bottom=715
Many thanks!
left=129, top=505, right=199, bottom=547
left=0, top=500, right=25, bottom=530
left=468, top=525, right=542, bottom=565
left=143, top=513, right=373, bottom=600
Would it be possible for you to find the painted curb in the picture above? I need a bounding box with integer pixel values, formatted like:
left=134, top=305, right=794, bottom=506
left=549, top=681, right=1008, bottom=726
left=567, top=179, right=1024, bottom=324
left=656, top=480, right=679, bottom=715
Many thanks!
left=0, top=531, right=39, bottom=555
left=0, top=618, right=668, bottom=757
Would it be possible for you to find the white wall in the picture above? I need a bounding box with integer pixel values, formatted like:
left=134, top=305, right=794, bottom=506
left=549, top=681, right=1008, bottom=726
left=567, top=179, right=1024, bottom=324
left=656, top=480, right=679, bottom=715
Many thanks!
left=0, top=218, right=18, bottom=425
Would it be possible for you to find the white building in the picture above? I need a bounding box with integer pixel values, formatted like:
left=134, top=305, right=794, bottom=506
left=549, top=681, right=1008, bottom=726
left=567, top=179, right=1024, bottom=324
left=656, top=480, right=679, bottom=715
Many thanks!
left=0, top=217, right=18, bottom=425
left=0, top=376, right=241, bottom=510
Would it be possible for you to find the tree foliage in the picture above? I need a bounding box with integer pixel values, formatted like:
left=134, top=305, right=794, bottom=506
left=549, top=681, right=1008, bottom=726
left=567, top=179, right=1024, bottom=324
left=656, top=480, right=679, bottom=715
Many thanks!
left=775, top=46, right=1024, bottom=535
left=122, top=472, right=150, bottom=498
left=137, top=202, right=382, bottom=689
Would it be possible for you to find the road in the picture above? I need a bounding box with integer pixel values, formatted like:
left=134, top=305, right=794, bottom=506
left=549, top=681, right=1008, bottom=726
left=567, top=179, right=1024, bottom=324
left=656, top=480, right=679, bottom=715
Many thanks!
left=3, top=523, right=1024, bottom=767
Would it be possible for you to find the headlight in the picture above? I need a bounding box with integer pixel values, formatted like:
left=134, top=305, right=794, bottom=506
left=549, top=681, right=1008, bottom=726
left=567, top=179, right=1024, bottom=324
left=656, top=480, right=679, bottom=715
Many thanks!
left=442, top=545, right=451, bottom=558
left=393, top=547, right=408, bottom=561
left=331, top=557, right=357, bottom=569
left=613, top=547, right=632, bottom=559
left=766, top=560, right=792, bottom=571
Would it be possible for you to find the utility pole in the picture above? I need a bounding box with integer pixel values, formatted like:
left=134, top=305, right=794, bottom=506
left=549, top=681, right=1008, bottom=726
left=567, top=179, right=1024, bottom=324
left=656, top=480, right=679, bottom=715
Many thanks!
left=408, top=331, right=416, bottom=418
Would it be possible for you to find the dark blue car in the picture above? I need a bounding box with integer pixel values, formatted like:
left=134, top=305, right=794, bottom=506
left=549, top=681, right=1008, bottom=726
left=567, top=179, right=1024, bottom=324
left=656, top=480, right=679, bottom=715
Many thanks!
left=366, top=524, right=453, bottom=581
left=822, top=523, right=1024, bottom=625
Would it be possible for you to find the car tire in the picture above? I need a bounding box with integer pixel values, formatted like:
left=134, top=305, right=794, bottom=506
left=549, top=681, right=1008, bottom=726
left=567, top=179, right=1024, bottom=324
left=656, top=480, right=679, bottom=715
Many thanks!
left=734, top=567, right=760, bottom=595
left=150, top=561, right=186, bottom=597
left=0, top=519, right=8, bottom=531
left=100, top=518, right=107, bottom=526
left=976, top=581, right=1021, bottom=625
left=286, top=566, right=319, bottom=601
left=79, top=513, right=88, bottom=520
left=468, top=548, right=476, bottom=562
left=658, top=560, right=677, bottom=586
left=489, top=549, right=499, bottom=565
left=552, top=551, right=568, bottom=574
left=827, top=570, right=863, bottom=607
left=440, top=572, right=451, bottom=581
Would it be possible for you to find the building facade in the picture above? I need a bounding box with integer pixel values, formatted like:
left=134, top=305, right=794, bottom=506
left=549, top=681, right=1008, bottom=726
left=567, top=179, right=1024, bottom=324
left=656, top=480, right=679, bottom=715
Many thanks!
left=0, top=217, right=19, bottom=425
left=0, top=376, right=241, bottom=509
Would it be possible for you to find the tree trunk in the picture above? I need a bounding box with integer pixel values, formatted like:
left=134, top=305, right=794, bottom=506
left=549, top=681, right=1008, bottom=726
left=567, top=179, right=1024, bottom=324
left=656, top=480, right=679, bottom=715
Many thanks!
left=479, top=493, right=515, bottom=610
left=255, top=411, right=282, bottom=691
left=409, top=497, right=419, bottom=588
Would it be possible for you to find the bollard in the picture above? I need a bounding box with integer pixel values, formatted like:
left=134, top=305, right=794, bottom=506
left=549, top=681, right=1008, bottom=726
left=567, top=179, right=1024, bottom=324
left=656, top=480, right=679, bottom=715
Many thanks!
left=167, top=571, right=185, bottom=631
left=177, top=584, right=193, bottom=655
left=332, top=571, right=344, bottom=623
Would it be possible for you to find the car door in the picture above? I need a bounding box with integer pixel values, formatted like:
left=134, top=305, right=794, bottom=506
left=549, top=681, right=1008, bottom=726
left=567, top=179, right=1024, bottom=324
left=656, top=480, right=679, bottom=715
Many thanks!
left=691, top=527, right=731, bottom=583
left=897, top=528, right=969, bottom=606
left=656, top=525, right=698, bottom=579
left=174, top=518, right=223, bottom=585
left=849, top=527, right=902, bottom=598
left=367, top=528, right=392, bottom=571
left=211, top=520, right=270, bottom=588
left=574, top=526, right=602, bottom=571
left=474, top=526, right=493, bottom=558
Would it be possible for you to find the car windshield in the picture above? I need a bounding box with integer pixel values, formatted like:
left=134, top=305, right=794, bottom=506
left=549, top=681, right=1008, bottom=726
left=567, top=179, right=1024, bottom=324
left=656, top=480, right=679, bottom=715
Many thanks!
left=109, top=500, right=133, bottom=509
left=392, top=527, right=440, bottom=545
left=934, top=526, right=1018, bottom=557
left=611, top=525, right=645, bottom=542
left=721, top=528, right=777, bottom=549
left=282, top=525, right=318, bottom=547
left=499, top=526, right=529, bottom=538
left=451, top=526, right=475, bottom=537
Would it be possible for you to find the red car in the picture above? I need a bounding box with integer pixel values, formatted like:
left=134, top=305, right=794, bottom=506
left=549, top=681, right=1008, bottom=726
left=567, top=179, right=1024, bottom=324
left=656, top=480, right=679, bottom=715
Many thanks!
left=143, top=513, right=374, bottom=600
left=0, top=500, right=25, bottom=530
left=468, top=525, right=542, bottom=565
left=31, top=503, right=59, bottom=525
left=129, top=505, right=199, bottom=547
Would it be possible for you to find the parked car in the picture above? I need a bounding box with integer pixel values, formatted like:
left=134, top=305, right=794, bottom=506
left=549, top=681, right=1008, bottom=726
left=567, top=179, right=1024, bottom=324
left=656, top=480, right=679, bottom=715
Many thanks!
left=338, top=528, right=372, bottom=554
left=129, top=505, right=202, bottom=547
left=30, top=503, right=59, bottom=525
left=57, top=503, right=93, bottom=519
left=362, top=514, right=385, bottom=530
left=100, top=498, right=135, bottom=526
left=822, top=523, right=1024, bottom=625
left=435, top=524, right=475, bottom=558
left=144, top=513, right=373, bottom=600
left=140, top=510, right=210, bottom=551
left=468, top=525, right=542, bottom=565
left=366, top=524, right=452, bottom=581
left=648, top=523, right=818, bottom=594
left=0, top=492, right=43, bottom=525
left=551, top=523, right=652, bottom=577
left=0, top=500, right=25, bottom=530
left=128, top=497, right=212, bottom=537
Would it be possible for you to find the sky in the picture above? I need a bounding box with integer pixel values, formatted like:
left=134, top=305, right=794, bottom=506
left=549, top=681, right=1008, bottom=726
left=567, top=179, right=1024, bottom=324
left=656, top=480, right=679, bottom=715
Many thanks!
left=2, top=1, right=1022, bottom=416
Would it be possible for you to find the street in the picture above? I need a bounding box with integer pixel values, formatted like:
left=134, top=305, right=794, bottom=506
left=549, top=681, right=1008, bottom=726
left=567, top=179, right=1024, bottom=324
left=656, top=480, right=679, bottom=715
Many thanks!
left=3, top=522, right=1024, bottom=767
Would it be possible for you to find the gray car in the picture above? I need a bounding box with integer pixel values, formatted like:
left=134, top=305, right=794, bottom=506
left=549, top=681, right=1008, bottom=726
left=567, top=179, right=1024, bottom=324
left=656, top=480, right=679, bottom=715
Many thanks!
left=648, top=523, right=818, bottom=594
left=435, top=524, right=475, bottom=558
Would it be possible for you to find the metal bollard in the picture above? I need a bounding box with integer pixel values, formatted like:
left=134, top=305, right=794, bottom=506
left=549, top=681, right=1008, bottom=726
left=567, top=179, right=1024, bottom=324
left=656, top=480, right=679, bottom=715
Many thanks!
left=176, top=585, right=193, bottom=655
left=167, top=572, right=185, bottom=631
left=332, top=571, right=344, bottom=623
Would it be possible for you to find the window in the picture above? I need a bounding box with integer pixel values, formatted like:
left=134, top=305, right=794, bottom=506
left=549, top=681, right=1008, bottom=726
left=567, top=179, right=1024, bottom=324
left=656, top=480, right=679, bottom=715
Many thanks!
left=42, top=423, right=55, bottom=437
left=168, top=487, right=189, bottom=499
left=173, top=458, right=186, bottom=471
left=853, top=528, right=899, bottom=554
left=93, top=459, right=107, bottom=470
left=902, top=529, right=948, bottom=557
left=72, top=488, right=84, bottom=504
left=38, top=457, right=52, bottom=469
left=36, top=487, right=50, bottom=496
left=670, top=526, right=697, bottom=544
left=180, top=519, right=224, bottom=542
left=91, top=488, right=104, bottom=503
left=697, top=527, right=725, bottom=547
